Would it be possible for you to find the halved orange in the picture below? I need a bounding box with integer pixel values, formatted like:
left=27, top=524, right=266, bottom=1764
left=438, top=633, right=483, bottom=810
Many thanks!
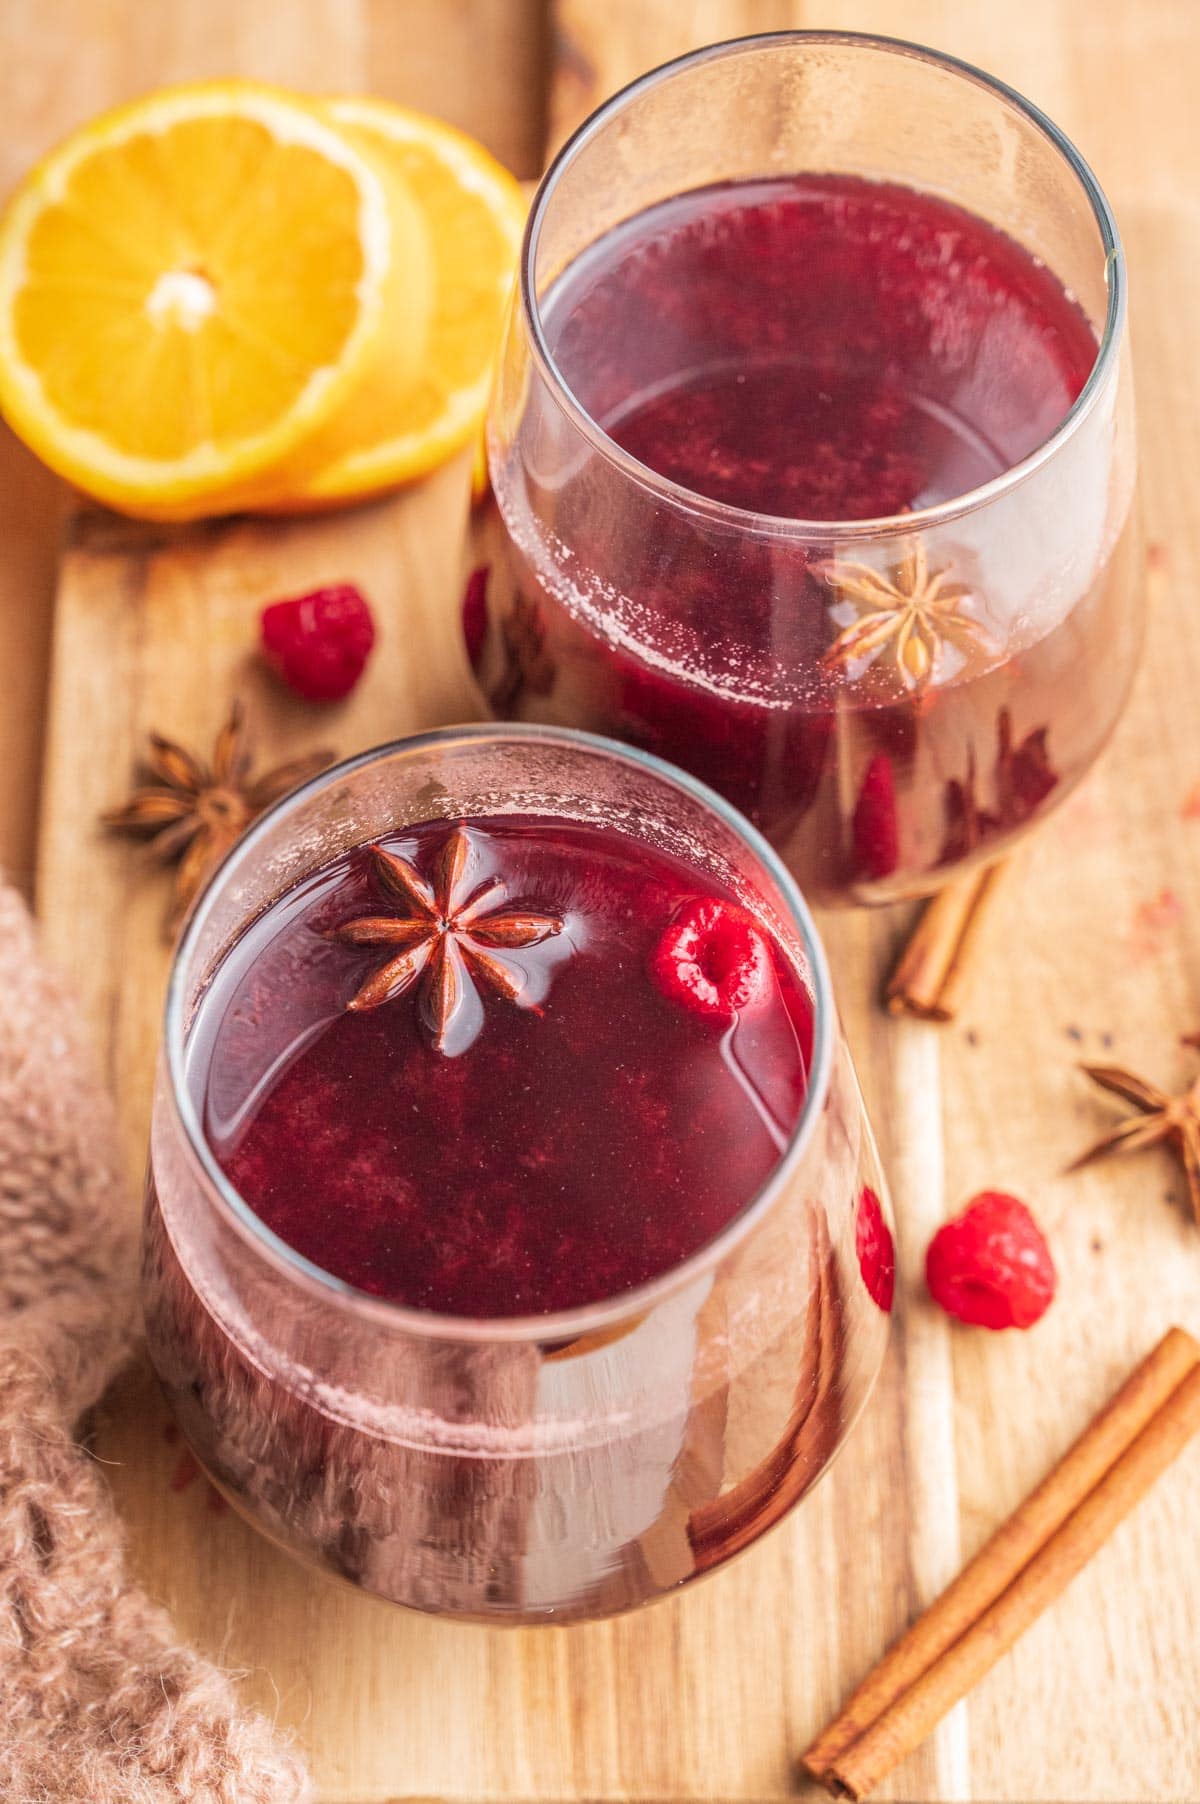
left=0, top=82, right=431, bottom=519
left=248, top=97, right=527, bottom=510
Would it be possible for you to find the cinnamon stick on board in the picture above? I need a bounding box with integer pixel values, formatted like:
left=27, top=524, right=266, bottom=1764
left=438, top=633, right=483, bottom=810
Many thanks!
left=801, top=1326, right=1200, bottom=1799
left=884, top=860, right=1006, bottom=1021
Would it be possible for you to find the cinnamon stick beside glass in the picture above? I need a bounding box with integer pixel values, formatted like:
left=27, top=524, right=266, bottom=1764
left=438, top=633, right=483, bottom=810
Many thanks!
left=801, top=1327, right=1200, bottom=1799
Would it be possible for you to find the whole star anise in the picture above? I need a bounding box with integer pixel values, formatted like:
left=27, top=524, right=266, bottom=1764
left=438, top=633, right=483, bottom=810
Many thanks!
left=1070, top=1040, right=1200, bottom=1225
left=823, top=540, right=993, bottom=689
left=334, top=825, right=565, bottom=1056
left=103, top=701, right=334, bottom=933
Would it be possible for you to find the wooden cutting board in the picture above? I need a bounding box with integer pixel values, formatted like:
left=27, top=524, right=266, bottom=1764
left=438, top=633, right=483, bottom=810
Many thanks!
left=13, top=1, right=1200, bottom=1799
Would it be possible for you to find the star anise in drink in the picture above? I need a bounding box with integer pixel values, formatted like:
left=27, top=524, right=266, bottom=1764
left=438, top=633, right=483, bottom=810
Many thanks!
left=823, top=540, right=993, bottom=689
left=940, top=707, right=1057, bottom=864
left=490, top=593, right=556, bottom=713
left=1070, top=1040, right=1200, bottom=1225
left=334, top=825, right=565, bottom=1056
left=103, top=701, right=334, bottom=934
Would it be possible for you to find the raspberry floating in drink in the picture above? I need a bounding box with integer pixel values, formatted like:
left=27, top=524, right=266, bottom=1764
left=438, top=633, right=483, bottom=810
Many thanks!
left=852, top=755, right=901, bottom=883
left=650, top=897, right=773, bottom=1021
left=461, top=565, right=489, bottom=670
left=856, top=1185, right=896, bottom=1314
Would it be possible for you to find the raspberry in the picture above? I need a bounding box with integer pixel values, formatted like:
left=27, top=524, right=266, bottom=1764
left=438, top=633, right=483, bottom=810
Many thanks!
left=852, top=753, right=899, bottom=881
left=462, top=565, right=489, bottom=671
left=260, top=583, right=376, bottom=702
left=855, top=1185, right=895, bottom=1313
left=651, top=897, right=772, bottom=1021
left=926, top=1192, right=1056, bottom=1330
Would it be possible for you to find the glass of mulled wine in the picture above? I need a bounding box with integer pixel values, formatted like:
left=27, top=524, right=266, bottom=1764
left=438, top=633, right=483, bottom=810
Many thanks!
left=142, top=726, right=891, bottom=1622
left=468, top=32, right=1141, bottom=904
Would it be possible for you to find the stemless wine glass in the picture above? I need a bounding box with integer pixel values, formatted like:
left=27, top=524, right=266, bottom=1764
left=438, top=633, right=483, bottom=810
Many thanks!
left=143, top=725, right=890, bottom=1623
left=468, top=32, right=1141, bottom=905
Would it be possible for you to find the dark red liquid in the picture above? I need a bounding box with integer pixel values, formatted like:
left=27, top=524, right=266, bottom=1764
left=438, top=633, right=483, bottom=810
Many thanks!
left=550, top=175, right=1096, bottom=520
left=192, top=815, right=813, bottom=1316
left=474, top=177, right=1140, bottom=900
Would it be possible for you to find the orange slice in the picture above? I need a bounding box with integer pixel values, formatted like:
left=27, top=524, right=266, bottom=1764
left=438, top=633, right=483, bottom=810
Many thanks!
left=250, top=96, right=526, bottom=510
left=0, top=82, right=430, bottom=520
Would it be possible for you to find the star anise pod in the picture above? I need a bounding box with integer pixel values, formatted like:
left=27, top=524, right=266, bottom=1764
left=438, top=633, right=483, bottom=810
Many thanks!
left=334, top=824, right=565, bottom=1056
left=490, top=593, right=556, bottom=713
left=1070, top=1041, right=1200, bottom=1225
left=995, top=706, right=1056, bottom=824
left=941, top=743, right=985, bottom=865
left=103, top=701, right=334, bottom=933
left=941, top=707, right=1058, bottom=864
left=823, top=540, right=993, bottom=689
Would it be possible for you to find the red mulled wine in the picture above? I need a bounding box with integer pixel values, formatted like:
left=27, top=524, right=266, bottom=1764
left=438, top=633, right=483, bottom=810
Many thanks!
left=474, top=173, right=1141, bottom=901
left=191, top=814, right=813, bottom=1316
left=546, top=177, right=1096, bottom=520
left=142, top=727, right=892, bottom=1619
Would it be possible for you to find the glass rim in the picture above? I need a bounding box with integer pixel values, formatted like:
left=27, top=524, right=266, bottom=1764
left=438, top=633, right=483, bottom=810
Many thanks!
left=520, top=28, right=1125, bottom=542
left=163, top=721, right=839, bottom=1345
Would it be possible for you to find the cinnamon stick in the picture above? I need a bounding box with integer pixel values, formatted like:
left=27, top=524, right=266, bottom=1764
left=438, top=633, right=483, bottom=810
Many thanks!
left=884, top=860, right=1006, bottom=1021
left=801, top=1326, right=1200, bottom=1798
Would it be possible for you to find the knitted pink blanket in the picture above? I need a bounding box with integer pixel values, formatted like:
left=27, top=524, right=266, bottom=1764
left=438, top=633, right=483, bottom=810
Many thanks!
left=0, top=885, right=309, bottom=1801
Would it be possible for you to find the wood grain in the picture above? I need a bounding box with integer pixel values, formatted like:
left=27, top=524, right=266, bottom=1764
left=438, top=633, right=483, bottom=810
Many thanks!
left=5, top=1, right=1200, bottom=1800
left=366, top=0, right=549, bottom=176
left=0, top=429, right=62, bottom=895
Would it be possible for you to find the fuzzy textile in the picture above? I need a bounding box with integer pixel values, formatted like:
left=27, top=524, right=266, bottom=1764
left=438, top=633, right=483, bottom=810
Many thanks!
left=0, top=884, right=309, bottom=1803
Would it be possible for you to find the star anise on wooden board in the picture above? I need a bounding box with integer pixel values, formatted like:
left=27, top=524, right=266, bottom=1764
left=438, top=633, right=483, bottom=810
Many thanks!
left=103, top=701, right=334, bottom=934
left=334, top=825, right=565, bottom=1056
left=1070, top=1040, right=1200, bottom=1224
left=823, top=540, right=993, bottom=689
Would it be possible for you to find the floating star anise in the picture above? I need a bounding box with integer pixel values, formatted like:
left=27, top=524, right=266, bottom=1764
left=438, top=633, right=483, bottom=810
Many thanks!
left=103, top=701, right=334, bottom=933
left=823, top=540, right=993, bottom=689
left=1070, top=1041, right=1200, bottom=1225
left=335, top=825, right=565, bottom=1056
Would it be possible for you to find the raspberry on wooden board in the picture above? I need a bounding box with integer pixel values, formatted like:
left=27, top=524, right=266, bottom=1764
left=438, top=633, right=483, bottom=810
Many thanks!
left=260, top=584, right=376, bottom=702
left=926, top=1192, right=1056, bottom=1330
